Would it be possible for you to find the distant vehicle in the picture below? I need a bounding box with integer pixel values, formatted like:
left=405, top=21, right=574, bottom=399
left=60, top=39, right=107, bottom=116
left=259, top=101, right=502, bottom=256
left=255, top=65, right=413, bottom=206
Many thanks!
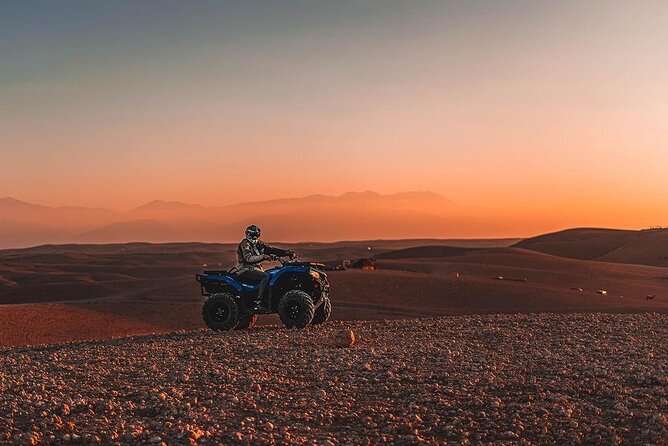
left=196, top=256, right=331, bottom=330
left=350, top=258, right=376, bottom=270
left=325, top=264, right=347, bottom=271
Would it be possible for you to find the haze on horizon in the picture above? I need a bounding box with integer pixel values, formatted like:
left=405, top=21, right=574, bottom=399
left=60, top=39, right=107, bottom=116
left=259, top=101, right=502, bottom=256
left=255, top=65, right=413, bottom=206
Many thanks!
left=2, top=0, right=668, bottom=235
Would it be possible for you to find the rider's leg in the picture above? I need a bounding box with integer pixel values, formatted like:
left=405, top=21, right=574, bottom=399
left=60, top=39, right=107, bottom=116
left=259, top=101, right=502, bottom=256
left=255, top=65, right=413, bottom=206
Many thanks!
left=239, top=269, right=269, bottom=309
left=255, top=272, right=270, bottom=309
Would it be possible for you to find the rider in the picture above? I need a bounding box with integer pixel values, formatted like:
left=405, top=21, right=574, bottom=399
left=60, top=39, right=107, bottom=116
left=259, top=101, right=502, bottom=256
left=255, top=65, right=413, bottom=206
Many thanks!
left=237, top=225, right=295, bottom=310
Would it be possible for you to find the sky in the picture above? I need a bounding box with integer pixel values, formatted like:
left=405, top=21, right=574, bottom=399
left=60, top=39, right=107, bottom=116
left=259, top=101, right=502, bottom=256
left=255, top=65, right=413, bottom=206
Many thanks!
left=1, top=0, right=667, bottom=231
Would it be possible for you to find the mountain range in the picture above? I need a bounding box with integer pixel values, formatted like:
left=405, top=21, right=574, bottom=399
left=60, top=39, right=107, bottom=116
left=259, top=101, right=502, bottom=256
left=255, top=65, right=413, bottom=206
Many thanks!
left=0, top=191, right=467, bottom=248
left=4, top=193, right=667, bottom=256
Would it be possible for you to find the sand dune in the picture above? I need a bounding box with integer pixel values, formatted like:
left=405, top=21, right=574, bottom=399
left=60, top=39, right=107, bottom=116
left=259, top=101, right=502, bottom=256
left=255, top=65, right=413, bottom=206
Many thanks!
left=598, top=229, right=668, bottom=266
left=516, top=227, right=668, bottom=266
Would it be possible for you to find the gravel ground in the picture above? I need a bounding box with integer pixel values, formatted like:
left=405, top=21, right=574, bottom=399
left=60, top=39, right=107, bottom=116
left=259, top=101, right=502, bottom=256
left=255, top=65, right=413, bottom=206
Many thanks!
left=1, top=313, right=667, bottom=445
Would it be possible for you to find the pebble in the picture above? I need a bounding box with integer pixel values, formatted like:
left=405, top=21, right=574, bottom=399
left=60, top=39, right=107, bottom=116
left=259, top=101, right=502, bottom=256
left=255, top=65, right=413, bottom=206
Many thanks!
left=0, top=314, right=666, bottom=445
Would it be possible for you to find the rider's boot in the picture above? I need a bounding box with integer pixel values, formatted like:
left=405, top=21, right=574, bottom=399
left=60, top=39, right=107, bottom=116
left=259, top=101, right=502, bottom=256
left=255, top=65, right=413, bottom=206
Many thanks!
left=253, top=289, right=271, bottom=311
left=252, top=298, right=262, bottom=311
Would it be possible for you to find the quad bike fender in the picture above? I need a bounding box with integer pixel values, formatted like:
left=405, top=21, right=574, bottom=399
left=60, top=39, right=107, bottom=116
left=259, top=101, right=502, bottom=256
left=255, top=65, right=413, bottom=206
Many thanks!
left=196, top=273, right=243, bottom=295
left=268, top=265, right=310, bottom=286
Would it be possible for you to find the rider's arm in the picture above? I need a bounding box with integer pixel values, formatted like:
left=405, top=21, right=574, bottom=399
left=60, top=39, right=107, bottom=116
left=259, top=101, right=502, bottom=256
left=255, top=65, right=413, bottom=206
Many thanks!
left=259, top=242, right=292, bottom=257
left=240, top=240, right=270, bottom=264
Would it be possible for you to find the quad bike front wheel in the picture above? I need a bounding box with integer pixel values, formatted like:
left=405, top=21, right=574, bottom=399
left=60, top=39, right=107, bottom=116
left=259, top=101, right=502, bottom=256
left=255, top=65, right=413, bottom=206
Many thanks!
left=202, top=293, right=240, bottom=331
left=311, top=297, right=331, bottom=325
left=278, top=290, right=315, bottom=328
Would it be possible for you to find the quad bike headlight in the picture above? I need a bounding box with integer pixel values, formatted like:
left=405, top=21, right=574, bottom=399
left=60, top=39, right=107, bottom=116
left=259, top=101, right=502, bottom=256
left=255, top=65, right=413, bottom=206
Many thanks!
left=310, top=270, right=321, bottom=280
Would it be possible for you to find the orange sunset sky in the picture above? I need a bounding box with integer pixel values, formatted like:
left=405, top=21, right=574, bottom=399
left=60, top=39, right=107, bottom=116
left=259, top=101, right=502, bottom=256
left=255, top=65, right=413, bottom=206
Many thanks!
left=2, top=1, right=667, bottom=235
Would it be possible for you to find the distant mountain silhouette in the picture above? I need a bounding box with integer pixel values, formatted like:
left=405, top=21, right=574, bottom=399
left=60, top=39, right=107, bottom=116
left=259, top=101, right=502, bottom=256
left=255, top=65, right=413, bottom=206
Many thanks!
left=131, top=200, right=204, bottom=212
left=0, top=197, right=50, bottom=210
left=0, top=218, right=69, bottom=247
left=3, top=193, right=664, bottom=264
left=0, top=196, right=119, bottom=233
left=77, top=220, right=184, bottom=243
left=0, top=191, right=461, bottom=248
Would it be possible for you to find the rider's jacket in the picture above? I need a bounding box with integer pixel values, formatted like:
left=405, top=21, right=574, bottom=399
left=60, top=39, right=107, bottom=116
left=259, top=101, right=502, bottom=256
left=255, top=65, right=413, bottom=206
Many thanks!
left=236, top=238, right=290, bottom=272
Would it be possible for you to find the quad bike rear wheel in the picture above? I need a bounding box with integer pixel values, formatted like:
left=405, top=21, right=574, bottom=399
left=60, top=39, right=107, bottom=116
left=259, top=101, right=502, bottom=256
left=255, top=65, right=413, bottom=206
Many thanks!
left=202, top=293, right=240, bottom=331
left=235, top=313, right=258, bottom=330
left=278, top=290, right=315, bottom=328
left=311, top=297, right=331, bottom=325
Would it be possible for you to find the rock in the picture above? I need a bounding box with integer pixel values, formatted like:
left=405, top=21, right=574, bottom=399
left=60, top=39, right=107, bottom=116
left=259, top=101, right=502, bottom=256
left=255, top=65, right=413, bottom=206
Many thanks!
left=336, top=329, right=356, bottom=347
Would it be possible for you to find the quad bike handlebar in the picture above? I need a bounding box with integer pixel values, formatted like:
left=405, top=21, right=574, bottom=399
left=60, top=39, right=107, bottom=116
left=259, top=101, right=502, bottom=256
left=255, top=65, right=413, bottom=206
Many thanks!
left=271, top=251, right=298, bottom=264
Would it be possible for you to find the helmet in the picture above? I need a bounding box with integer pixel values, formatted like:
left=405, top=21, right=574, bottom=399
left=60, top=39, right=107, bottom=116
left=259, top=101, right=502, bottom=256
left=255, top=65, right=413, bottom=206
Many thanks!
left=245, top=225, right=261, bottom=242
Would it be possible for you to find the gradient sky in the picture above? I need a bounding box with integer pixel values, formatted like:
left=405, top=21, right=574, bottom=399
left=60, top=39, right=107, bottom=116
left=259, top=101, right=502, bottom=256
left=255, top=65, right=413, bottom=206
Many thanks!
left=1, top=1, right=667, bottom=230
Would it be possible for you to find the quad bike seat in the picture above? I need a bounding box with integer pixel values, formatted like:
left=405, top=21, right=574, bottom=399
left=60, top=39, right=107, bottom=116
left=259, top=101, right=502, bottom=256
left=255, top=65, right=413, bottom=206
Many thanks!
left=202, top=268, right=261, bottom=286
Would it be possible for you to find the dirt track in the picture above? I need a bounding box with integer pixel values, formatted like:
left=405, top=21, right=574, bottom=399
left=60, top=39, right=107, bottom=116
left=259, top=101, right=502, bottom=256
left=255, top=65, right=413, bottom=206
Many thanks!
left=1, top=313, right=667, bottom=445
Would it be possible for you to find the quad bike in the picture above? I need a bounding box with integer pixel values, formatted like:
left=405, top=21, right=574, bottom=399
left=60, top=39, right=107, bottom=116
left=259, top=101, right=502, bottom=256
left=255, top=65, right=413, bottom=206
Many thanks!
left=195, top=255, right=331, bottom=330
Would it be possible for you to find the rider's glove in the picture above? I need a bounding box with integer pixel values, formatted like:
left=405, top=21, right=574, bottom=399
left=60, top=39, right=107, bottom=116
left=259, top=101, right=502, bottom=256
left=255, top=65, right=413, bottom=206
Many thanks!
left=263, top=254, right=273, bottom=261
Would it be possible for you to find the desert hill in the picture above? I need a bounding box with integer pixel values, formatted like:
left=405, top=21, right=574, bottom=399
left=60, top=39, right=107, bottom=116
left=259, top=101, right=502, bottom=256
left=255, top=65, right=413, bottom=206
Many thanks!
left=1, top=239, right=666, bottom=348
left=376, top=245, right=480, bottom=259
left=515, top=227, right=668, bottom=267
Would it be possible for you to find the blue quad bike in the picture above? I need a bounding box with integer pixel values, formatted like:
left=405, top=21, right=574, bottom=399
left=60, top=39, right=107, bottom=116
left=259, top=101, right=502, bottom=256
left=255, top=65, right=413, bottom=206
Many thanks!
left=195, top=255, right=331, bottom=330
